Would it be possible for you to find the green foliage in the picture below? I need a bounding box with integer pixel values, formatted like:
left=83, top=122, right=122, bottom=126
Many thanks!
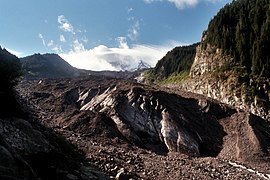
left=202, top=0, right=270, bottom=112
left=203, top=0, right=270, bottom=78
left=143, top=69, right=156, bottom=83
left=160, top=71, right=190, bottom=84
left=147, top=43, right=198, bottom=83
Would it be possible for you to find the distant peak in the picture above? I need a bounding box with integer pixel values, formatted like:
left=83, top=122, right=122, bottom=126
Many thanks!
left=137, top=60, right=151, bottom=70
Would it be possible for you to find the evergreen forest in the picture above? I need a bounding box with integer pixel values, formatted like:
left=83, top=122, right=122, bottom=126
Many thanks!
left=203, top=0, right=270, bottom=78
left=147, top=43, right=198, bottom=82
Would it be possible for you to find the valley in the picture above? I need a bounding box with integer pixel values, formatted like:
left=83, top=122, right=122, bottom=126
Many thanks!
left=15, top=76, right=270, bottom=179
left=0, top=0, right=269, bottom=179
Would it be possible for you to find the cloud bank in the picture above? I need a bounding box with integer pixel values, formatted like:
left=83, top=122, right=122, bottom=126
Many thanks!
left=60, top=39, right=181, bottom=71
left=143, top=0, right=221, bottom=9
left=39, top=15, right=183, bottom=71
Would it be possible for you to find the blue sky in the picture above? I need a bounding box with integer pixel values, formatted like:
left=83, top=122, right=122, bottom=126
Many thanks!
left=0, top=0, right=231, bottom=70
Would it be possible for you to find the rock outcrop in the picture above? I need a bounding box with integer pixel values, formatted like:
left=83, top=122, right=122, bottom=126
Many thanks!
left=179, top=43, right=270, bottom=120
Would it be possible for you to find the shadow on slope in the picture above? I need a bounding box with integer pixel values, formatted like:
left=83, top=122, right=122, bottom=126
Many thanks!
left=0, top=88, right=108, bottom=180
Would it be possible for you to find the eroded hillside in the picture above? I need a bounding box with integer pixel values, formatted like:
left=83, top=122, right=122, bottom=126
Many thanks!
left=17, top=76, right=270, bottom=179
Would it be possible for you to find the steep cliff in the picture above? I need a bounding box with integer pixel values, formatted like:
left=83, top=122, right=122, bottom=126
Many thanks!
left=179, top=0, right=270, bottom=120
left=181, top=42, right=270, bottom=120
left=186, top=0, right=270, bottom=120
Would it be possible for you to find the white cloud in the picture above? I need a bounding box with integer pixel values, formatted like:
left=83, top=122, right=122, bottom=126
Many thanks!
left=128, top=20, right=140, bottom=41
left=116, top=37, right=129, bottom=49
left=52, top=46, right=63, bottom=54
left=144, top=0, right=160, bottom=3
left=47, top=40, right=54, bottom=47
left=38, top=33, right=46, bottom=48
left=51, top=14, right=183, bottom=72
left=168, top=0, right=199, bottom=9
left=59, top=41, right=184, bottom=71
left=72, top=40, right=85, bottom=53
left=127, top=7, right=134, bottom=13
left=54, top=15, right=89, bottom=54
left=143, top=0, right=221, bottom=9
left=60, top=34, right=66, bottom=42
left=60, top=46, right=118, bottom=71
left=127, top=17, right=135, bottom=21
left=81, top=36, right=89, bottom=44
left=6, top=48, right=23, bottom=57
left=58, top=15, right=74, bottom=34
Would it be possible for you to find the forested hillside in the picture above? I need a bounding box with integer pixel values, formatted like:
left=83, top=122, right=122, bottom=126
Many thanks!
left=146, top=43, right=198, bottom=83
left=144, top=0, right=269, bottom=119
left=203, top=0, right=270, bottom=78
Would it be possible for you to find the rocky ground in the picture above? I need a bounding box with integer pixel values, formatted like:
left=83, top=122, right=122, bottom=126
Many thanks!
left=16, top=76, right=270, bottom=179
left=0, top=104, right=109, bottom=180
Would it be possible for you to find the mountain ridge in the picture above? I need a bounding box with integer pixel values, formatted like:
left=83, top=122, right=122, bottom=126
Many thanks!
left=20, top=53, right=80, bottom=78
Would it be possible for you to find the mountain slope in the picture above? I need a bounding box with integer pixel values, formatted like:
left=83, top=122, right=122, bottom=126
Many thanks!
left=185, top=0, right=270, bottom=119
left=20, top=53, right=79, bottom=78
left=145, top=43, right=198, bottom=83
left=203, top=0, right=270, bottom=77
left=0, top=46, right=21, bottom=91
left=0, top=47, right=23, bottom=117
left=146, top=0, right=269, bottom=119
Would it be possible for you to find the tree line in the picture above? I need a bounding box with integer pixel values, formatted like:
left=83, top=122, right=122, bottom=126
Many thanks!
left=148, top=43, right=198, bottom=82
left=203, top=0, right=270, bottom=78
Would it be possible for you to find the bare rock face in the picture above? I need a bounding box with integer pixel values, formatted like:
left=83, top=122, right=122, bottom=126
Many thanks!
left=180, top=43, right=270, bottom=120
left=190, top=44, right=233, bottom=77
left=19, top=77, right=270, bottom=164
